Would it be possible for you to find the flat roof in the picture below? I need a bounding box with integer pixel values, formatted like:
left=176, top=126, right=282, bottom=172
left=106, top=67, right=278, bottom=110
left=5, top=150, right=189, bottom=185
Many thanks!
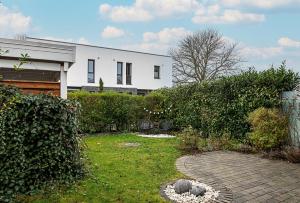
left=0, top=37, right=76, bottom=63
left=27, top=37, right=171, bottom=58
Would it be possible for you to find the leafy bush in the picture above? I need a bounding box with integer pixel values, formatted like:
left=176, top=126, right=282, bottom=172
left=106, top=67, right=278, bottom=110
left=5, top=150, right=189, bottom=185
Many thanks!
left=143, top=91, right=167, bottom=121
left=0, top=84, right=20, bottom=108
left=178, top=126, right=200, bottom=152
left=158, top=65, right=299, bottom=139
left=247, top=107, right=289, bottom=150
left=68, top=91, right=144, bottom=133
left=0, top=93, right=84, bottom=202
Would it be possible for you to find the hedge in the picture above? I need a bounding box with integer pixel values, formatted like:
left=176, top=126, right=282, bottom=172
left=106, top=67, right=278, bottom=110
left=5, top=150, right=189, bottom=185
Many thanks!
left=0, top=90, right=85, bottom=202
left=68, top=91, right=171, bottom=133
left=68, top=91, right=145, bottom=133
left=158, top=65, right=299, bottom=139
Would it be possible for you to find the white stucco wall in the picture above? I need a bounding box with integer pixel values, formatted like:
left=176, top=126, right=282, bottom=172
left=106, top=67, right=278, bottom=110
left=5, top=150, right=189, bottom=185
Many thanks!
left=67, top=45, right=173, bottom=90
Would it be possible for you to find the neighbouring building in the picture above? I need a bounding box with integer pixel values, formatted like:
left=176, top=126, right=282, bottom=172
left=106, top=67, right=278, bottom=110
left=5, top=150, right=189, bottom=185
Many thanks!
left=27, top=37, right=173, bottom=95
left=0, top=37, right=75, bottom=99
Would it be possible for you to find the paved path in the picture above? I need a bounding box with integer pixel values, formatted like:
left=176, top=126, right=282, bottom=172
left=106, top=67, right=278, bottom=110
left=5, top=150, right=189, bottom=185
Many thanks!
left=176, top=151, right=300, bottom=203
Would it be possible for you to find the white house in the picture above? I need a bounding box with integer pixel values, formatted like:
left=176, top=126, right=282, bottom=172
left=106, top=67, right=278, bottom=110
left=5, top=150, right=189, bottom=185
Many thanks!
left=27, top=37, right=173, bottom=95
left=0, top=37, right=75, bottom=99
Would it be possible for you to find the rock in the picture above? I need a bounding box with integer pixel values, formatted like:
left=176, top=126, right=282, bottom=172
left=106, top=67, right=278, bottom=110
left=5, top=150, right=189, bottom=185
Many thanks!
left=190, top=185, right=206, bottom=196
left=174, top=179, right=192, bottom=194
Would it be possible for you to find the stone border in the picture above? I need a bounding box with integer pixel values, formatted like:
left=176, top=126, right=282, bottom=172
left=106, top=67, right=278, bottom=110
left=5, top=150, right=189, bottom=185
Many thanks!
left=160, top=179, right=233, bottom=203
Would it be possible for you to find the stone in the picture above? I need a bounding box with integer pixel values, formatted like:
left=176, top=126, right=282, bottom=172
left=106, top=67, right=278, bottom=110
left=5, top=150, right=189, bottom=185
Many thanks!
left=190, top=185, right=206, bottom=196
left=174, top=179, right=192, bottom=194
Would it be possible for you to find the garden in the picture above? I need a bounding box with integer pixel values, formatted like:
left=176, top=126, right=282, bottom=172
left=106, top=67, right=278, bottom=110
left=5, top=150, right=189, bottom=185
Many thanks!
left=1, top=64, right=300, bottom=203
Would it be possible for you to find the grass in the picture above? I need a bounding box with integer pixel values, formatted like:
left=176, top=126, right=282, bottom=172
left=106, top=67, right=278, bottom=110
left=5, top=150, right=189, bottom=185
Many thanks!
left=27, top=134, right=183, bottom=203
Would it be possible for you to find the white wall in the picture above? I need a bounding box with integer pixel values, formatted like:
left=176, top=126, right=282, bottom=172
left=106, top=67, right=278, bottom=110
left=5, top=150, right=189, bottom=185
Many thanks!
left=67, top=45, right=173, bottom=90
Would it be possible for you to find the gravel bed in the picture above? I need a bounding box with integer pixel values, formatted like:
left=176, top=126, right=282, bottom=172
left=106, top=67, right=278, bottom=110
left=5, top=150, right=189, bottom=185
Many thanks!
left=164, top=180, right=219, bottom=203
left=137, top=134, right=175, bottom=138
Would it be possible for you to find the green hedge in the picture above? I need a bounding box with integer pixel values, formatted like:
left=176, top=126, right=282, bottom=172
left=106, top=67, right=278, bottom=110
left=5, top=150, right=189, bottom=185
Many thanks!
left=0, top=93, right=84, bottom=202
left=158, top=65, right=299, bottom=139
left=0, top=85, right=20, bottom=109
left=68, top=91, right=145, bottom=133
left=68, top=91, right=171, bottom=133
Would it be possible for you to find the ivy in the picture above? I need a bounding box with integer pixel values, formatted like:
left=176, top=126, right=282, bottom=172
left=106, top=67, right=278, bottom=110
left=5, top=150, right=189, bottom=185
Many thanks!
left=0, top=89, right=85, bottom=202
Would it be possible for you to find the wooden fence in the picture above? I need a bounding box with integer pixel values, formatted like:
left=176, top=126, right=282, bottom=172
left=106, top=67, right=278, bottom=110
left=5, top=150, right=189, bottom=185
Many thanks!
left=0, top=80, right=60, bottom=96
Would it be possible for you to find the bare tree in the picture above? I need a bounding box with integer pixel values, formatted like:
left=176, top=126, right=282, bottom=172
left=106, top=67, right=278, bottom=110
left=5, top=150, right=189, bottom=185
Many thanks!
left=170, top=29, right=241, bottom=85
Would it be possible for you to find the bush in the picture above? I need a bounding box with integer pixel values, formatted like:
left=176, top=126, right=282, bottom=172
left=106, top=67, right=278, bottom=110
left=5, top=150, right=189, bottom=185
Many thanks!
left=68, top=91, right=144, bottom=133
left=143, top=91, right=168, bottom=122
left=247, top=107, right=289, bottom=150
left=158, top=65, right=299, bottom=139
left=178, top=126, right=200, bottom=152
left=0, top=93, right=84, bottom=202
left=0, top=84, right=20, bottom=108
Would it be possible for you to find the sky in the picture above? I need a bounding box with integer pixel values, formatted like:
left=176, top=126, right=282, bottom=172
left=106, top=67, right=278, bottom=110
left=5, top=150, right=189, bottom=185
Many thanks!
left=1, top=0, right=300, bottom=72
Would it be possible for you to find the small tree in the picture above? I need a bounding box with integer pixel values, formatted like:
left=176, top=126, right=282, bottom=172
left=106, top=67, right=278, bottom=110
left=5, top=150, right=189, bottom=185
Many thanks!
left=99, top=77, right=104, bottom=92
left=170, top=29, right=241, bottom=85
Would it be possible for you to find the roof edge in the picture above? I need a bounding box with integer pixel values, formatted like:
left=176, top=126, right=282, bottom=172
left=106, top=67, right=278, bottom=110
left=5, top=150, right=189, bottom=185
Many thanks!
left=27, top=37, right=171, bottom=58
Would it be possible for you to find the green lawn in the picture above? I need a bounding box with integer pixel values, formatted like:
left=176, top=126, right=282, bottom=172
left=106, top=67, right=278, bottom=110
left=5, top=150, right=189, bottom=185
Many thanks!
left=29, top=134, right=183, bottom=203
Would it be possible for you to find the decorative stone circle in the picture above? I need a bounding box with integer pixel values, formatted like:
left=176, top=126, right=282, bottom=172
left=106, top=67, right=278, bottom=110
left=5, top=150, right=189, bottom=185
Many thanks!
left=160, top=179, right=233, bottom=203
left=137, top=134, right=175, bottom=138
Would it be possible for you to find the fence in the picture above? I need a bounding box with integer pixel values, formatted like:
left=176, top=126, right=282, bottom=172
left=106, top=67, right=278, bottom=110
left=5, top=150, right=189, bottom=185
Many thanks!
left=0, top=80, right=60, bottom=96
left=283, top=91, right=300, bottom=147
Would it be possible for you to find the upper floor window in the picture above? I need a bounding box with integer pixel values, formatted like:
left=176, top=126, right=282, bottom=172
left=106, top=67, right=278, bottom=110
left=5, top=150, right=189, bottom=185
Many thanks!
left=117, top=62, right=123, bottom=84
left=126, top=63, right=132, bottom=85
left=154, top=65, right=160, bottom=79
left=88, top=59, right=95, bottom=83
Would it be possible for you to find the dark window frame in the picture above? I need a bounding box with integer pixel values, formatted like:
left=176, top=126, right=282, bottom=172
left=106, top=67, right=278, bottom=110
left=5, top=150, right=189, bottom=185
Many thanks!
left=154, top=65, right=160, bottom=79
left=126, top=63, right=132, bottom=85
left=87, top=59, right=95, bottom=83
left=117, top=62, right=123, bottom=84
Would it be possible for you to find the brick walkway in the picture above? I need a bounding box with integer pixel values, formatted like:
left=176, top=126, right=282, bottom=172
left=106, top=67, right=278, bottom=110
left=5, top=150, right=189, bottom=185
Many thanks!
left=176, top=151, right=300, bottom=203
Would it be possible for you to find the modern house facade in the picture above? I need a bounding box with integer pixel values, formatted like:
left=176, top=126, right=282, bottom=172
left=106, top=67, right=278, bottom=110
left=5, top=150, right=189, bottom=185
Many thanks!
left=27, top=37, right=173, bottom=95
left=0, top=37, right=75, bottom=99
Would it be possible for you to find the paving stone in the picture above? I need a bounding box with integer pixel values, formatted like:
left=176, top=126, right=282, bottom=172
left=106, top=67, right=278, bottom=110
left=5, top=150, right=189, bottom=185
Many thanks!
left=176, top=151, right=300, bottom=202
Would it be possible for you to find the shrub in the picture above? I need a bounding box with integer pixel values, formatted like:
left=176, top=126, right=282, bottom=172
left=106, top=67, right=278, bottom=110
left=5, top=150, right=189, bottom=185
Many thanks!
left=0, top=94, right=84, bottom=202
left=143, top=91, right=170, bottom=123
left=247, top=107, right=289, bottom=150
left=0, top=84, right=20, bottom=108
left=158, top=65, right=299, bottom=139
left=178, top=126, right=200, bottom=152
left=68, top=91, right=144, bottom=133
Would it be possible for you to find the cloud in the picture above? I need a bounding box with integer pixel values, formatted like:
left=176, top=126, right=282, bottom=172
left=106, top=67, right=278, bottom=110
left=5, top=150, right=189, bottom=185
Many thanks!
left=99, top=0, right=200, bottom=22
left=123, top=27, right=191, bottom=54
left=240, top=46, right=283, bottom=59
left=0, top=5, right=32, bottom=35
left=193, top=6, right=265, bottom=24
left=278, top=37, right=300, bottom=48
left=101, top=26, right=125, bottom=38
left=143, top=27, right=191, bottom=44
left=99, top=1, right=268, bottom=24
left=220, top=0, right=300, bottom=9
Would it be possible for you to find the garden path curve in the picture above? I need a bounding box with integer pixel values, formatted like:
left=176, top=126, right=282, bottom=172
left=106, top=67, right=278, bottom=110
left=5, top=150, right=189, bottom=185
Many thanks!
left=176, top=151, right=300, bottom=203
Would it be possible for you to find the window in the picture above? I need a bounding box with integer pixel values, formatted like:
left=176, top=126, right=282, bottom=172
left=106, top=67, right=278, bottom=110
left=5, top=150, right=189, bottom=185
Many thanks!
left=88, top=59, right=95, bottom=83
left=154, top=65, right=160, bottom=79
left=126, top=63, right=132, bottom=85
left=117, top=62, right=123, bottom=84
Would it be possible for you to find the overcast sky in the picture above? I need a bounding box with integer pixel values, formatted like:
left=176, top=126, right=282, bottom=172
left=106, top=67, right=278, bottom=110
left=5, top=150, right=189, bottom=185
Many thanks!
left=2, top=0, right=300, bottom=72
